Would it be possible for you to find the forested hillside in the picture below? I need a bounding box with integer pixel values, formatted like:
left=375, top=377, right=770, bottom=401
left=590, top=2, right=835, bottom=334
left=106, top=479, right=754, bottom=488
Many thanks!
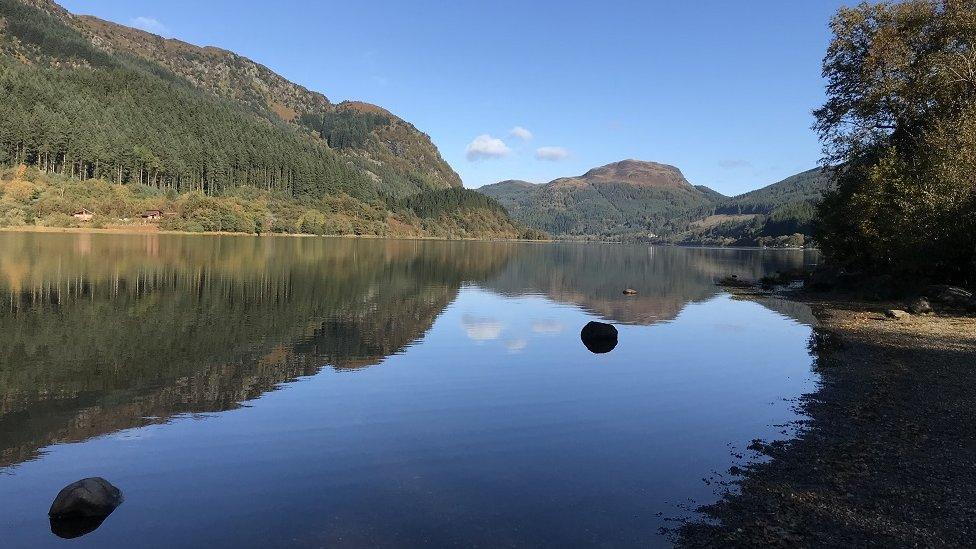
left=0, top=0, right=527, bottom=238
left=674, top=168, right=833, bottom=247
left=715, top=168, right=832, bottom=216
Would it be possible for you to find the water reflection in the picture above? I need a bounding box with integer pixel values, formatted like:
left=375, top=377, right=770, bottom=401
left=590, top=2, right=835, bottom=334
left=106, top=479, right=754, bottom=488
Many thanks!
left=50, top=515, right=110, bottom=540
left=0, top=233, right=818, bottom=547
left=0, top=234, right=514, bottom=468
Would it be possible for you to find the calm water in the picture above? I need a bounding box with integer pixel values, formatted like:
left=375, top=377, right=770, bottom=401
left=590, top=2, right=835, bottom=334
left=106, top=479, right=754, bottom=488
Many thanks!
left=0, top=233, right=819, bottom=548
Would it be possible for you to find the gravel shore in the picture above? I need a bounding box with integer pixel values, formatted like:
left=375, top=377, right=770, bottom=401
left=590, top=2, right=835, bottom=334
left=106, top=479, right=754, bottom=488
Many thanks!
left=679, top=292, right=976, bottom=547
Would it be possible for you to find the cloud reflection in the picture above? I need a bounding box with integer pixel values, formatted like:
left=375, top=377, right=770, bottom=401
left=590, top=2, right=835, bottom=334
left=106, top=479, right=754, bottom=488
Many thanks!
left=461, top=314, right=504, bottom=341
left=505, top=339, right=528, bottom=353
left=531, top=320, right=564, bottom=335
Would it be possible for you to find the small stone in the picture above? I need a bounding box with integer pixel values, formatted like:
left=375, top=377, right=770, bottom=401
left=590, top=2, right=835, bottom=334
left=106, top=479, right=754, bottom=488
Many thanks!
left=49, top=477, right=123, bottom=519
left=623, top=288, right=638, bottom=295
left=884, top=309, right=910, bottom=320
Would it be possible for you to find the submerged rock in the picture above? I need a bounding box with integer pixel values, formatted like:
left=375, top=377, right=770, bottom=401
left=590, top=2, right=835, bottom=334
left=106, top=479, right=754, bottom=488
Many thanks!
left=49, top=477, right=123, bottom=520
left=581, top=321, right=618, bottom=353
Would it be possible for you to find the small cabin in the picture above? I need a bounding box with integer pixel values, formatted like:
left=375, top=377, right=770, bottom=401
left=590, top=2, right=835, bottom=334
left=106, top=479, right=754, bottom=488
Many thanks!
left=71, top=209, right=94, bottom=222
left=140, top=209, right=164, bottom=221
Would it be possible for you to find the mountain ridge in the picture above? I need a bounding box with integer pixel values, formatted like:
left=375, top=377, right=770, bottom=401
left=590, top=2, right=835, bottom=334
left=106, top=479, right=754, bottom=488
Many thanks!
left=477, top=161, right=833, bottom=245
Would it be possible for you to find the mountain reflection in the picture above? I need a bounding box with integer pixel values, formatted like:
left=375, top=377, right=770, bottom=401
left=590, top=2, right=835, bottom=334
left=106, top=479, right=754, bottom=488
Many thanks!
left=483, top=243, right=818, bottom=325
left=0, top=233, right=814, bottom=469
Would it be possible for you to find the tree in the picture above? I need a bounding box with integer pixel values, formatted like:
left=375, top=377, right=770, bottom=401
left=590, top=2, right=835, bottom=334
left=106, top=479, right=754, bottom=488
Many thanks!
left=814, top=0, right=976, bottom=285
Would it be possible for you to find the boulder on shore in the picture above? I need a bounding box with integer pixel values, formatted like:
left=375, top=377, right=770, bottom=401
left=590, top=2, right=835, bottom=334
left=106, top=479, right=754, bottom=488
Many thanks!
left=884, top=309, right=911, bottom=320
left=580, top=321, right=618, bottom=354
left=926, top=285, right=973, bottom=306
left=907, top=297, right=933, bottom=315
left=49, top=477, right=123, bottom=519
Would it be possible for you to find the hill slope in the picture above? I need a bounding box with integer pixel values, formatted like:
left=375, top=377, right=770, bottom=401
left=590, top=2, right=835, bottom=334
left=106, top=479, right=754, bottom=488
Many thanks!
left=478, top=160, right=720, bottom=239
left=0, top=0, right=533, bottom=237
left=716, top=168, right=832, bottom=215
left=6, top=0, right=461, bottom=196
left=676, top=168, right=834, bottom=246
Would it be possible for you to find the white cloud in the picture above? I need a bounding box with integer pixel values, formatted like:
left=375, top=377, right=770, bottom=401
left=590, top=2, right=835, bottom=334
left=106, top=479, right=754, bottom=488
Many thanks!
left=509, top=126, right=533, bottom=141
left=531, top=320, right=565, bottom=335
left=534, top=146, right=569, bottom=161
left=131, top=16, right=170, bottom=36
left=465, top=134, right=511, bottom=161
left=461, top=314, right=504, bottom=341
left=718, top=159, right=752, bottom=169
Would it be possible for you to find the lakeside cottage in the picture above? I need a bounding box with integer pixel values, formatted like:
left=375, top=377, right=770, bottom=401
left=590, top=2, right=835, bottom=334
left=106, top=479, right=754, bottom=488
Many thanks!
left=71, top=209, right=94, bottom=222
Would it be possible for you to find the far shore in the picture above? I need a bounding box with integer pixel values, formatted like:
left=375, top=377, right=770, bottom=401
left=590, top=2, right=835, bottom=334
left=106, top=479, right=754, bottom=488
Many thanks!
left=0, top=225, right=815, bottom=250
left=0, top=224, right=556, bottom=243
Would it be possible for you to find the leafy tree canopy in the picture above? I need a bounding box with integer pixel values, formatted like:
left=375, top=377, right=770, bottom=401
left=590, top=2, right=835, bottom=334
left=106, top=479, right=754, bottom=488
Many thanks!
left=814, top=0, right=976, bottom=285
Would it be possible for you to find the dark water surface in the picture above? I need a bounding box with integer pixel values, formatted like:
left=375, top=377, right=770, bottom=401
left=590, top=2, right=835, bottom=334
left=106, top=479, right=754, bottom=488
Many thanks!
left=0, top=233, right=820, bottom=547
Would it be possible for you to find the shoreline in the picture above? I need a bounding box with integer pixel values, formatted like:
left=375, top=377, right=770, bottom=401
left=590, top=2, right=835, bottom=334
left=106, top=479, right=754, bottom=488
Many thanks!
left=678, top=288, right=976, bottom=546
left=0, top=225, right=556, bottom=243
left=0, top=225, right=815, bottom=250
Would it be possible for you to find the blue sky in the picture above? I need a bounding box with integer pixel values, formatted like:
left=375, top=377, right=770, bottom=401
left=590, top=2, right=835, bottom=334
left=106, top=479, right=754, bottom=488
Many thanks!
left=62, top=1, right=850, bottom=195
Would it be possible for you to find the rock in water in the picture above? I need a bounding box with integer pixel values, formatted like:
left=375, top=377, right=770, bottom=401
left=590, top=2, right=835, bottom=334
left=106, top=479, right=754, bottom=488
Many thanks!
left=907, top=297, right=933, bottom=315
left=49, top=477, right=123, bottom=519
left=623, top=288, right=638, bottom=295
left=581, top=321, right=618, bottom=353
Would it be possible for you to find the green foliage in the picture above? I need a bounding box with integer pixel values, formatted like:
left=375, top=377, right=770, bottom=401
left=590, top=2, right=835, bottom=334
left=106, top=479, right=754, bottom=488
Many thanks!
left=299, top=110, right=390, bottom=150
left=715, top=169, right=832, bottom=216
left=695, top=185, right=727, bottom=203
left=0, top=0, right=113, bottom=66
left=0, top=167, right=533, bottom=239
left=814, top=0, right=976, bottom=285
left=0, top=60, right=372, bottom=200
left=399, top=188, right=508, bottom=219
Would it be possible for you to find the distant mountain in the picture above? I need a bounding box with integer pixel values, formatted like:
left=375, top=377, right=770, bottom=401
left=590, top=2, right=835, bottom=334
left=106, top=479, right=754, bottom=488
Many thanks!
left=677, top=168, right=835, bottom=247
left=477, top=160, right=721, bottom=239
